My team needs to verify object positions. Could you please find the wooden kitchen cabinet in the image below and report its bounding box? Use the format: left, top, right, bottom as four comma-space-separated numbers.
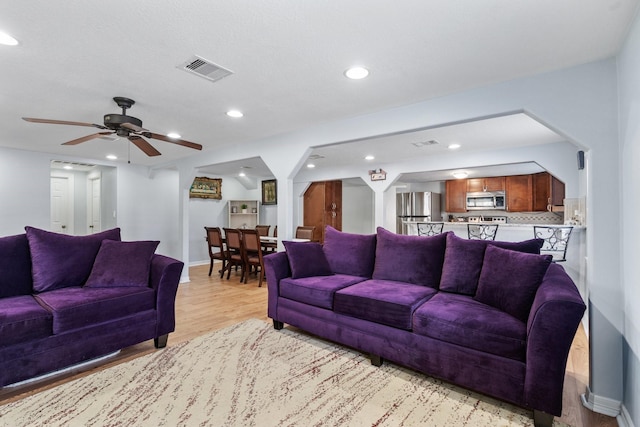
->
532, 172, 565, 211
506, 175, 533, 212
445, 179, 467, 213
303, 180, 342, 243
467, 177, 505, 193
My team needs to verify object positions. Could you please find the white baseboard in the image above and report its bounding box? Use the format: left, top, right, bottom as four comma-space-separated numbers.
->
618, 404, 635, 427
581, 386, 621, 417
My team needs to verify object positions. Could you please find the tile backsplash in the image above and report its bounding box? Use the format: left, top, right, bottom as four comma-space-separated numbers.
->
448, 211, 564, 224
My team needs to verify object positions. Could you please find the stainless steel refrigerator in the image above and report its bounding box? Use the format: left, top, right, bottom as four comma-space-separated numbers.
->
396, 192, 442, 234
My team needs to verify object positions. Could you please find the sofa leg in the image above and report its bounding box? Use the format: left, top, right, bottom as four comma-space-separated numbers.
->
154, 334, 169, 348
533, 410, 554, 427
370, 354, 383, 367
273, 320, 284, 330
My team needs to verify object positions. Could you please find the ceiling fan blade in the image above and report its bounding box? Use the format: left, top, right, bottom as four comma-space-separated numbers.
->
145, 132, 203, 151
22, 117, 108, 130
62, 132, 114, 146
120, 122, 149, 133
128, 135, 161, 157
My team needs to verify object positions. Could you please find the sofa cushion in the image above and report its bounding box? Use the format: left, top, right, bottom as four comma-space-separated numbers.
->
413, 293, 527, 361
85, 240, 159, 288
34, 286, 156, 334
0, 295, 53, 347
280, 274, 367, 309
439, 233, 544, 295
25, 227, 122, 293
323, 226, 376, 278
372, 227, 447, 288
283, 241, 333, 279
474, 245, 553, 322
0, 234, 33, 298
334, 279, 437, 330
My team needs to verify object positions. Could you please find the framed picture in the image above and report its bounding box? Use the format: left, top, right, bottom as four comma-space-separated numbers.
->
189, 177, 222, 199
262, 179, 277, 205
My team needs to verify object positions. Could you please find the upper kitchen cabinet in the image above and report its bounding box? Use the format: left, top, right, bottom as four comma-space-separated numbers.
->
467, 177, 505, 193
445, 179, 467, 213
506, 175, 533, 212
532, 172, 565, 211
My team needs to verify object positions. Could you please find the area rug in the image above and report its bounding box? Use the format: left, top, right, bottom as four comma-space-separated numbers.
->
0, 319, 569, 427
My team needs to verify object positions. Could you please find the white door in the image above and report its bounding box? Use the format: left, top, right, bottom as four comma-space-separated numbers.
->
88, 177, 101, 233
51, 176, 72, 233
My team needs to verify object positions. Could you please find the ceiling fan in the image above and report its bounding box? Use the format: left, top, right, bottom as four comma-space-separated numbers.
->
22, 97, 203, 157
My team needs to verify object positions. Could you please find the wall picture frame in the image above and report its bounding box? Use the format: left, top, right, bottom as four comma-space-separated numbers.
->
262, 179, 277, 205
189, 177, 222, 199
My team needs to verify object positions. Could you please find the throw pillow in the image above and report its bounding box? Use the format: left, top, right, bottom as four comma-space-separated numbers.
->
322, 226, 376, 277
474, 245, 552, 322
439, 233, 544, 295
372, 227, 448, 288
25, 227, 122, 292
0, 234, 33, 298
85, 240, 160, 288
283, 241, 334, 279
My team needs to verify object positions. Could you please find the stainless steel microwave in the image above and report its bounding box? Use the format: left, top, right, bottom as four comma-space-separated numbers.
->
466, 191, 506, 210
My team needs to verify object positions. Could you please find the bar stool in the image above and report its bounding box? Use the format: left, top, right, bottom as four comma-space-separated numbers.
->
533, 226, 573, 262
467, 224, 499, 240
416, 222, 444, 236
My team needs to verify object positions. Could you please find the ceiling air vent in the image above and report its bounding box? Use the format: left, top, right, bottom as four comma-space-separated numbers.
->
178, 55, 233, 83
411, 139, 439, 148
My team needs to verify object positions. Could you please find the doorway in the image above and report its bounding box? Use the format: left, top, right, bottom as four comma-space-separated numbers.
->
50, 173, 74, 234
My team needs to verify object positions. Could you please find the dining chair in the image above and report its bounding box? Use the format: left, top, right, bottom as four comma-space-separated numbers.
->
295, 226, 316, 241
255, 225, 270, 236
240, 229, 265, 286
416, 222, 444, 236
533, 226, 573, 262
222, 228, 245, 281
262, 225, 277, 253
204, 226, 227, 278
467, 223, 499, 240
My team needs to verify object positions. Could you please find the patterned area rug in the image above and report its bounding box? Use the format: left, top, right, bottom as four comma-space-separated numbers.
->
0, 319, 569, 426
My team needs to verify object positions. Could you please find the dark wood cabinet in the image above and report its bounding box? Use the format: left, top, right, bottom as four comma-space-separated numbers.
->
303, 180, 342, 243
506, 175, 533, 212
467, 177, 505, 193
532, 172, 565, 211
445, 179, 467, 213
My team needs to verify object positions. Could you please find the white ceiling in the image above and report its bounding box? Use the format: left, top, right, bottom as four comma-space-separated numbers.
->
1, 1, 637, 168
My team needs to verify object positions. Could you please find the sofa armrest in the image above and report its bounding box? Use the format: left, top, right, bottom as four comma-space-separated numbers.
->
524, 263, 586, 416
264, 252, 291, 320
149, 254, 184, 338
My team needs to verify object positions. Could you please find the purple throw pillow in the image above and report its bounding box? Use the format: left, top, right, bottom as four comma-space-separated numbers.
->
283, 241, 334, 279
439, 233, 544, 295
25, 227, 122, 292
322, 226, 376, 278
372, 227, 448, 288
85, 240, 159, 288
474, 245, 552, 322
0, 234, 33, 298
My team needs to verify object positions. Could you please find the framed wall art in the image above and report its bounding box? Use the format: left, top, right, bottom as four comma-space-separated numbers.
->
189, 177, 222, 199
262, 179, 277, 205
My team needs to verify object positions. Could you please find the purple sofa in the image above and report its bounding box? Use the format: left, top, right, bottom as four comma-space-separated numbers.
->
0, 227, 184, 387
265, 226, 586, 427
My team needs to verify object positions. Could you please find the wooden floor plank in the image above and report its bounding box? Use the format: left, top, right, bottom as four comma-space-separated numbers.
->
0, 264, 618, 426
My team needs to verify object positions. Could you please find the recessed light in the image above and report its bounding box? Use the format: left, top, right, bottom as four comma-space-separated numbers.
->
448, 143, 461, 150
238, 172, 246, 177
307, 163, 316, 168
63, 165, 73, 170
167, 132, 181, 139
344, 66, 369, 80
364, 155, 375, 160
226, 110, 243, 118
452, 171, 468, 179
106, 154, 117, 160
0, 31, 19, 46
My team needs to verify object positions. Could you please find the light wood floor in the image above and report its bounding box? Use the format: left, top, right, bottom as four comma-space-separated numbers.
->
0, 264, 618, 427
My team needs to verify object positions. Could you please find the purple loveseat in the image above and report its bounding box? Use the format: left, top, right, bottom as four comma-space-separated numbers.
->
265, 226, 586, 427
0, 227, 184, 387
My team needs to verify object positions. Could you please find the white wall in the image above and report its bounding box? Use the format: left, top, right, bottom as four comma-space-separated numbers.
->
342, 183, 374, 234
617, 8, 640, 425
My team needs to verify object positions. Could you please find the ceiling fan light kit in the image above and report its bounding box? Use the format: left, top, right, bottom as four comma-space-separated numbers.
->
22, 97, 203, 158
